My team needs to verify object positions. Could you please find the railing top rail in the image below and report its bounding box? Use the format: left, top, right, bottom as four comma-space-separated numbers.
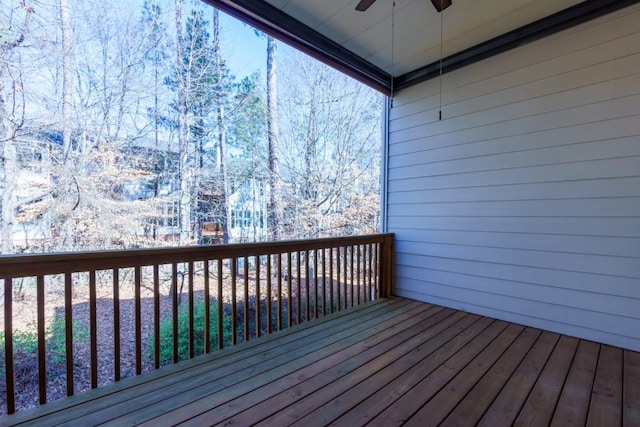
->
0, 233, 394, 278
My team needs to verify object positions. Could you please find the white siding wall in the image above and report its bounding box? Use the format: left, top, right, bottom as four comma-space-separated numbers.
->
387, 4, 640, 351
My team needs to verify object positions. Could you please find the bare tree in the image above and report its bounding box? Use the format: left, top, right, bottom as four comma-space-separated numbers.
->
211, 9, 231, 243
173, 0, 191, 245
0, 1, 34, 253
266, 36, 284, 240
278, 50, 382, 238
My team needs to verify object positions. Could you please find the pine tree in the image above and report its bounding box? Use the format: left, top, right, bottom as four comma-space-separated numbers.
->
166, 5, 233, 243
227, 73, 267, 242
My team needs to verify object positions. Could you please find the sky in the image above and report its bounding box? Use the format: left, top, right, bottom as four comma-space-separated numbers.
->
219, 12, 268, 80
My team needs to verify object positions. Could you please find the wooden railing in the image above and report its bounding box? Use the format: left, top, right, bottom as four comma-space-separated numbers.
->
0, 233, 393, 415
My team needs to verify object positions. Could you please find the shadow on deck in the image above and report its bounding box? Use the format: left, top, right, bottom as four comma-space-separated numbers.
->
3, 297, 639, 426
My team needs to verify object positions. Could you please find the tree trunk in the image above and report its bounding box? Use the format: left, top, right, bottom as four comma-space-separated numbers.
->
0, 115, 17, 253
60, 0, 73, 159
1, 3, 34, 253
0, 60, 16, 253
59, 0, 75, 250
212, 10, 231, 244
304, 98, 319, 237
266, 36, 283, 241
174, 0, 190, 245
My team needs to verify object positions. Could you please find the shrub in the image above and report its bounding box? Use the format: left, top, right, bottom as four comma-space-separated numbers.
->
153, 300, 232, 364
0, 317, 88, 377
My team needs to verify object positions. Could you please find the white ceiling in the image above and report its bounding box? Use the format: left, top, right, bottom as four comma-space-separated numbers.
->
265, 0, 584, 77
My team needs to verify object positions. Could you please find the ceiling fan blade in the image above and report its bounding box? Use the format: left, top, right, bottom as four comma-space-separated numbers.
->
355, 0, 376, 12
430, 0, 452, 12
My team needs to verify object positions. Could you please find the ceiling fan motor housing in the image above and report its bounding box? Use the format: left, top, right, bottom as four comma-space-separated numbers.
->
431, 0, 452, 12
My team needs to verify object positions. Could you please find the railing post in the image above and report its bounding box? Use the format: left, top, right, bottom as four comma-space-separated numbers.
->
380, 233, 394, 298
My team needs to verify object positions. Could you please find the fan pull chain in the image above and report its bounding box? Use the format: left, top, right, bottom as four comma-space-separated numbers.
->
390, 0, 396, 108
439, 0, 444, 120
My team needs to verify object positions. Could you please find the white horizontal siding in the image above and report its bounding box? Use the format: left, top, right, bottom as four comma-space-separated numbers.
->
386, 4, 640, 351
387, 216, 640, 238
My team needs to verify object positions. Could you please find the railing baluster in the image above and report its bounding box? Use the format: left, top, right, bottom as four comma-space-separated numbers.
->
313, 249, 318, 319
304, 251, 311, 322
153, 264, 160, 369
266, 254, 272, 334
328, 248, 333, 313
113, 268, 120, 381
217, 260, 223, 350
343, 247, 348, 309
362, 245, 367, 303
172, 263, 179, 364
89, 270, 98, 388
231, 258, 237, 346
243, 256, 249, 342
296, 251, 301, 324
336, 247, 341, 311
135, 266, 142, 374
255, 255, 261, 338
37, 275, 46, 404
375, 242, 380, 299
277, 253, 282, 331
363, 245, 366, 303
346, 246, 350, 307
343, 248, 346, 306
357, 245, 361, 306
4, 277, 15, 414
368, 243, 373, 302
64, 272, 73, 396
287, 251, 292, 328
321, 248, 326, 316
204, 260, 210, 354
188, 261, 194, 359
350, 245, 355, 307
370, 243, 375, 301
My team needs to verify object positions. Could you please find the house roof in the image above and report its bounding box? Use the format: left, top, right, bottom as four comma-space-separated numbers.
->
203, 0, 639, 94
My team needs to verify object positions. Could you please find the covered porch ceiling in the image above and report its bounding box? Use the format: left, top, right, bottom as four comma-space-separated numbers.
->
204, 0, 639, 94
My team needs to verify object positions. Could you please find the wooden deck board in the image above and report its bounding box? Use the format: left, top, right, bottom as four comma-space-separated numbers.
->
587, 345, 623, 426
624, 350, 640, 426
440, 327, 539, 426
12, 298, 405, 426
329, 314, 493, 426
6, 298, 395, 424
551, 339, 600, 426
400, 322, 524, 427
105, 299, 421, 426
285, 313, 483, 427
368, 320, 515, 427
171, 304, 452, 426
478, 330, 560, 426
3, 297, 637, 427
514, 335, 579, 426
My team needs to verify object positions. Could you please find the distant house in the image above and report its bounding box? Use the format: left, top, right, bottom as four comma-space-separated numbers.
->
5, 131, 269, 249
228, 178, 269, 243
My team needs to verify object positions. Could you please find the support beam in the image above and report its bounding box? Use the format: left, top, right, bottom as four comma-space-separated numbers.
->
394, 0, 640, 91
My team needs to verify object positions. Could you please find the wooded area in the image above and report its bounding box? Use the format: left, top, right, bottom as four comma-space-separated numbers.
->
0, 0, 382, 254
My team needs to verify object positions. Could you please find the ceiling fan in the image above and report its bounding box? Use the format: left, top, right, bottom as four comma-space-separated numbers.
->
355, 0, 452, 12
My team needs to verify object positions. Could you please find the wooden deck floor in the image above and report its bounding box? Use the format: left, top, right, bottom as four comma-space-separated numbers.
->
4, 297, 640, 426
